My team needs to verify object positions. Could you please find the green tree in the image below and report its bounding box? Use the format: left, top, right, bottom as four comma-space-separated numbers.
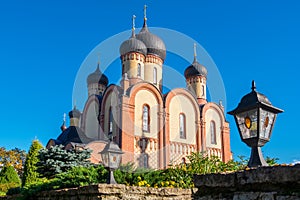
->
22, 140, 43, 187
0, 165, 21, 194
0, 165, 20, 185
37, 145, 92, 178
0, 147, 26, 177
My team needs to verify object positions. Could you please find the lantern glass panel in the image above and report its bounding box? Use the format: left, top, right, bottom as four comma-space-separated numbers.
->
101, 153, 109, 167
236, 109, 258, 139
108, 152, 121, 169
259, 108, 276, 139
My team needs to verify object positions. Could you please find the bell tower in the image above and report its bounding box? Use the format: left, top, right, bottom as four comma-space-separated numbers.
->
184, 44, 208, 104
135, 5, 166, 91
119, 15, 147, 86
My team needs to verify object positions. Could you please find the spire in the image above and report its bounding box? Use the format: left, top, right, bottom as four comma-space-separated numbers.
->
73, 99, 77, 110
251, 80, 256, 91
193, 43, 198, 63
97, 53, 101, 67
131, 15, 136, 38
95, 53, 101, 73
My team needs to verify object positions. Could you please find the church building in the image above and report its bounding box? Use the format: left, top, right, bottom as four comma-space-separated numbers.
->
47, 9, 231, 169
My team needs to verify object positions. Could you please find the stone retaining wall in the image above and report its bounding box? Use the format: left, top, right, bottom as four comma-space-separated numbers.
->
193, 164, 300, 199
28, 184, 193, 200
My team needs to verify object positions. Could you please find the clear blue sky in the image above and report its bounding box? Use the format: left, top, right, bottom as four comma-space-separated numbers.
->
0, 1, 299, 164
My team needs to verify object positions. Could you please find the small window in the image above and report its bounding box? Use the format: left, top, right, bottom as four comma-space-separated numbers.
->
137, 63, 141, 77
210, 121, 217, 144
179, 113, 186, 139
109, 108, 113, 133
143, 154, 148, 168
142, 105, 150, 132
202, 85, 205, 96
153, 67, 157, 84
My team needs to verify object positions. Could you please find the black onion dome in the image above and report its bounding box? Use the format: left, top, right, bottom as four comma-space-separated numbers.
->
87, 65, 109, 86
184, 59, 208, 79
69, 107, 81, 119
120, 34, 147, 56
136, 22, 166, 60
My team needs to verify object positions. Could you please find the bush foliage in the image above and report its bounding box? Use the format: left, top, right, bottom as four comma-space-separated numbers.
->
12, 150, 279, 199
55, 165, 107, 188
113, 152, 246, 189
37, 145, 92, 178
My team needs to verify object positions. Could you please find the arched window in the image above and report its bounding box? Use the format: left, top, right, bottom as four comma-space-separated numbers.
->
179, 113, 186, 139
153, 67, 157, 84
210, 121, 217, 144
137, 63, 141, 77
109, 107, 113, 133
142, 105, 150, 132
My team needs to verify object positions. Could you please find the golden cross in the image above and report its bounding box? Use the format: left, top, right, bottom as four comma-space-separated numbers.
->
194, 43, 197, 61
132, 15, 136, 30
144, 5, 147, 20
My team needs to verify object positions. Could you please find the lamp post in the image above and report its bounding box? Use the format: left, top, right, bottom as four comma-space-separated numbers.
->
100, 135, 123, 184
228, 81, 283, 167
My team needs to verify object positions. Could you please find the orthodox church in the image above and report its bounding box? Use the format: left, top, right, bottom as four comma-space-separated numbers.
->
47, 9, 231, 169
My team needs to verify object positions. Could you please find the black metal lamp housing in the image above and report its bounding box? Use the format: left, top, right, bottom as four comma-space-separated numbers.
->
228, 81, 283, 167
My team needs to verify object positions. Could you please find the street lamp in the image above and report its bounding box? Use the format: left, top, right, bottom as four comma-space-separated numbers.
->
100, 135, 123, 184
228, 81, 283, 167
